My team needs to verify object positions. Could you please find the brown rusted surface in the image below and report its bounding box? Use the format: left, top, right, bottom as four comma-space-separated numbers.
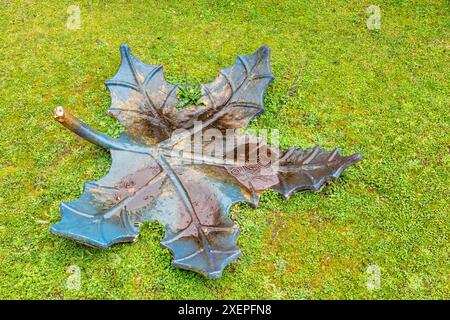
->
54, 106, 81, 131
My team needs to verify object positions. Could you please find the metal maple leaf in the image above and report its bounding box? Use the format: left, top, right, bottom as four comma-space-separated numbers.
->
51, 45, 361, 279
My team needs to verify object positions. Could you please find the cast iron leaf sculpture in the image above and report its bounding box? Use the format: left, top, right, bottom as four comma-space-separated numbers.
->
51, 45, 361, 279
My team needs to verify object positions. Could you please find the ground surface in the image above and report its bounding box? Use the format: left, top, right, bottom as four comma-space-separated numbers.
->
0, 0, 448, 299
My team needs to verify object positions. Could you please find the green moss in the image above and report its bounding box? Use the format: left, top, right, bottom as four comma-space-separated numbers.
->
0, 0, 448, 299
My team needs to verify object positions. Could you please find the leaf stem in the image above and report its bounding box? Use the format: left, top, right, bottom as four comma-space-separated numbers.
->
54, 106, 153, 155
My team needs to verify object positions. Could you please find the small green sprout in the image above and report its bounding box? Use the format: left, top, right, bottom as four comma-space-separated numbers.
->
176, 73, 206, 109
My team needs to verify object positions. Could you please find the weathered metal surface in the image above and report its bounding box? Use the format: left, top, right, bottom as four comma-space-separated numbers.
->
51, 45, 361, 279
